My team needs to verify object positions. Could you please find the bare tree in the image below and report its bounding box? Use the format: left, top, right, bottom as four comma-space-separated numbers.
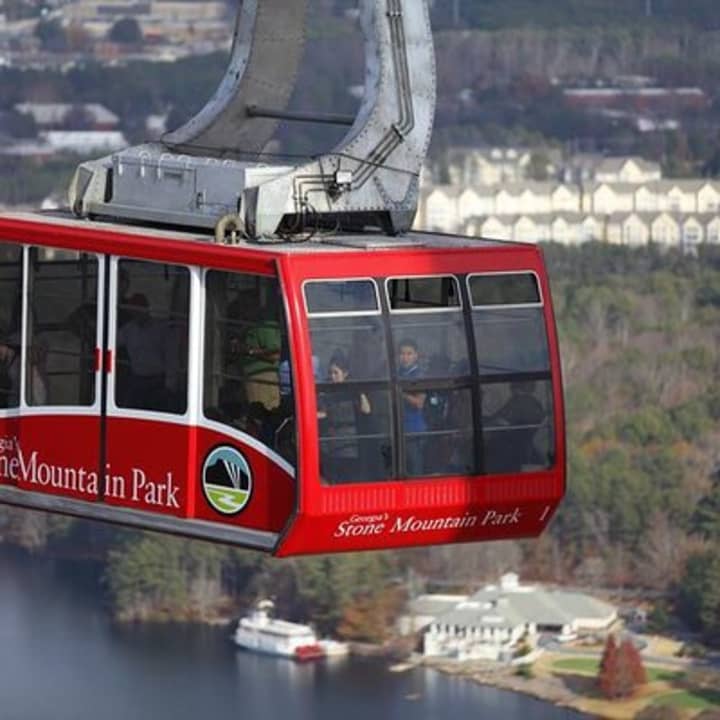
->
637, 510, 689, 590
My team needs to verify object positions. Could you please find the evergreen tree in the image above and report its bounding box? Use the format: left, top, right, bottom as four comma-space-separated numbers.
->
34, 18, 68, 52
108, 17, 143, 45
692, 470, 720, 541
678, 550, 720, 646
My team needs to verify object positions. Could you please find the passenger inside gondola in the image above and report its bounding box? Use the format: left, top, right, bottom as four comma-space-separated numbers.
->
397, 338, 427, 475
483, 381, 548, 473
240, 304, 281, 411
114, 260, 189, 415
318, 350, 372, 483
116, 294, 171, 411
204, 271, 295, 463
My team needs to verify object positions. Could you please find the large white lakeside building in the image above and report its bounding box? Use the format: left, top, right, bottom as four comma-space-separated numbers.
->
410, 573, 617, 663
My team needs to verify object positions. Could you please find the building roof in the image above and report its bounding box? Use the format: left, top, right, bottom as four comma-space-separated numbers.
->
595, 156, 660, 174
427, 184, 464, 200
429, 579, 617, 633
435, 598, 527, 631
408, 594, 469, 617
585, 182, 643, 195
496, 181, 560, 196
648, 179, 718, 193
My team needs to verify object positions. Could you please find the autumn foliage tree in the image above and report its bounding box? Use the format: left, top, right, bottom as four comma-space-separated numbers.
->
598, 634, 647, 699
599, 634, 619, 697
337, 587, 406, 644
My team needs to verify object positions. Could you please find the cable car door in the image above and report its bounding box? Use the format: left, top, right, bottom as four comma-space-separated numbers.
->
13, 246, 105, 503
102, 257, 193, 520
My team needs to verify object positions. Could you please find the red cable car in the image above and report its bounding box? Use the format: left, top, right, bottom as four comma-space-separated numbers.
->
0, 212, 564, 555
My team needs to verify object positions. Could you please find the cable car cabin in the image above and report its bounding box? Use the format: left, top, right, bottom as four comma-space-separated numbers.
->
0, 212, 565, 556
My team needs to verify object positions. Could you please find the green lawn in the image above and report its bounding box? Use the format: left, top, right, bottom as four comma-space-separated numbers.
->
653, 689, 720, 710
552, 658, 682, 683
553, 658, 600, 675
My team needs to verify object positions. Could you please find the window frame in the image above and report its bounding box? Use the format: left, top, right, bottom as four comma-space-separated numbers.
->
384, 274, 464, 315
303, 278, 382, 318
304, 278, 392, 483
0, 241, 25, 413
24, 245, 104, 413
200, 267, 296, 467
109, 256, 193, 419
466, 270, 544, 310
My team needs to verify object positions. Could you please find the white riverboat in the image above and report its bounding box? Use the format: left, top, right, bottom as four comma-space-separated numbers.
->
233, 600, 325, 661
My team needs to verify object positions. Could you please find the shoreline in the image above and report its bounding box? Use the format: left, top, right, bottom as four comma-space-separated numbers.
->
421, 657, 584, 714
416, 650, 720, 719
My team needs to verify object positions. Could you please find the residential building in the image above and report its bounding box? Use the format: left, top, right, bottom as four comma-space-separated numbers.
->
416, 167, 720, 252
41, 130, 127, 153
593, 157, 662, 184
435, 146, 561, 188
563, 86, 708, 114
14, 102, 120, 131
397, 594, 467, 636
464, 211, 720, 250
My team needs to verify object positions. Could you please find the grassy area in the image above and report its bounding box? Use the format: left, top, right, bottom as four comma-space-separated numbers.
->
553, 658, 600, 675
552, 658, 682, 683
653, 689, 720, 711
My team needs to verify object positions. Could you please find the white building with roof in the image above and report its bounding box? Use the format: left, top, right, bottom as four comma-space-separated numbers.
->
422, 573, 617, 662
42, 130, 127, 153
398, 594, 469, 636
443, 146, 543, 187
594, 157, 662, 184
14, 102, 120, 130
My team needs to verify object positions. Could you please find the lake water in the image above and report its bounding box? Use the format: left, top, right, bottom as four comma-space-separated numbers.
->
0, 547, 586, 720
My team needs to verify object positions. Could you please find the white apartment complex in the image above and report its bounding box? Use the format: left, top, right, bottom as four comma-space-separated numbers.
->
417, 153, 720, 250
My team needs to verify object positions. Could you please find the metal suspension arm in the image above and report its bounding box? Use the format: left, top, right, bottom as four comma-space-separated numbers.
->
68, 0, 437, 239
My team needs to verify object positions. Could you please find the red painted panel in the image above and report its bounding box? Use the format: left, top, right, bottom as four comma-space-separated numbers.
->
284, 243, 546, 284
537, 246, 568, 497
276, 495, 563, 557
0, 416, 22, 487
9, 415, 101, 502
103, 418, 295, 533
0, 216, 276, 277
104, 416, 189, 516
1, 413, 295, 537
193, 426, 295, 534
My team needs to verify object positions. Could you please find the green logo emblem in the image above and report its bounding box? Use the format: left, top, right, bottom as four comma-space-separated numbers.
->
202, 446, 252, 515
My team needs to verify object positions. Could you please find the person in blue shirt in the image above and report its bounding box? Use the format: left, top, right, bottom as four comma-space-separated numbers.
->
397, 338, 426, 475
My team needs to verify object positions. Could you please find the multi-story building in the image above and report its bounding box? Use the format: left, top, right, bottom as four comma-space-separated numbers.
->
416, 161, 720, 251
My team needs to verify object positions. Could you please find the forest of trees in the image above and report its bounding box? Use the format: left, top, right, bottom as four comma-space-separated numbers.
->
2, 243, 719, 646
